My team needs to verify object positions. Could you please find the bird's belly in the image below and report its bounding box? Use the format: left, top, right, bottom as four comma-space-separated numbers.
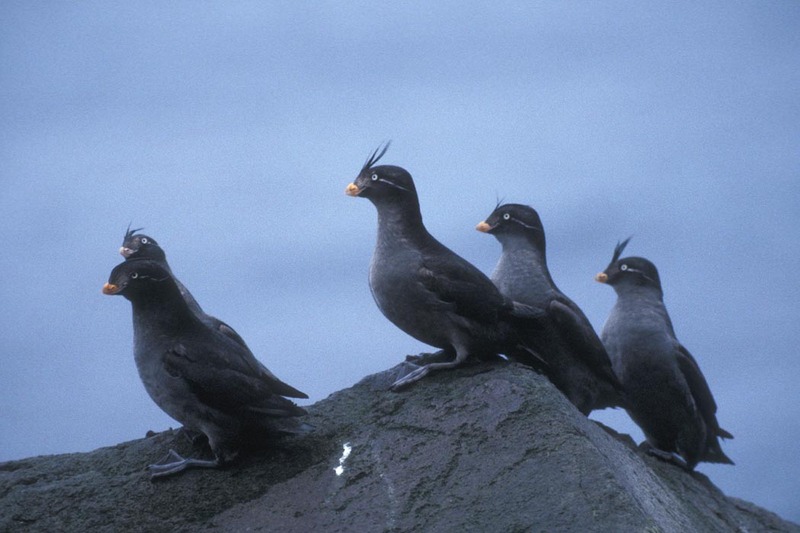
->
605, 321, 667, 373
609, 343, 694, 444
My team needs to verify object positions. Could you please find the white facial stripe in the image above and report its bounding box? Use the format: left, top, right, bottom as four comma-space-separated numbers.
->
509, 216, 539, 230
378, 177, 410, 192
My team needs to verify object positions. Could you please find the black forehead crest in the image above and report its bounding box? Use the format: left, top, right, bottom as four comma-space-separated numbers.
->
124, 223, 144, 242
361, 141, 392, 173
612, 236, 632, 263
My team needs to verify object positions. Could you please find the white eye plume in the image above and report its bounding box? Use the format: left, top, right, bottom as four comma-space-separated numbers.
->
500, 212, 538, 230
377, 177, 411, 193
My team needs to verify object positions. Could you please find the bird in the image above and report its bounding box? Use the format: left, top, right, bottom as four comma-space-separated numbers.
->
595, 238, 733, 470
345, 144, 552, 390
119, 227, 250, 350
476, 203, 624, 414
102, 258, 309, 478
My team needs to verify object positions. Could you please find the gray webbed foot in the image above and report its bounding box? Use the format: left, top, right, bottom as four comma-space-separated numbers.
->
148, 449, 220, 479
405, 349, 454, 365
390, 361, 465, 391
640, 442, 688, 469
179, 428, 208, 446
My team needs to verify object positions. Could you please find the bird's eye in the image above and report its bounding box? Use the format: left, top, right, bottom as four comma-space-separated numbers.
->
502, 213, 511, 221
140, 238, 149, 244
620, 264, 628, 271
371, 173, 378, 181
131, 272, 139, 279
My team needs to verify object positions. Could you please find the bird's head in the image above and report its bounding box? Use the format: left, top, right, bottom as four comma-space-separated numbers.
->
119, 225, 166, 261
476, 202, 545, 251
595, 238, 662, 291
345, 142, 418, 205
102, 259, 173, 301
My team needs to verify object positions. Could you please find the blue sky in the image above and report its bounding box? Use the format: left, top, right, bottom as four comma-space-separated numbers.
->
1, 1, 798, 522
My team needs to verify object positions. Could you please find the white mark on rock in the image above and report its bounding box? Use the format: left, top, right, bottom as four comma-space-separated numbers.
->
334, 442, 352, 476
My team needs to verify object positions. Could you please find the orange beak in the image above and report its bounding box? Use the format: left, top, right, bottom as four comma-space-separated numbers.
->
102, 283, 121, 295
345, 183, 361, 196
594, 272, 608, 283
475, 221, 492, 233
119, 247, 133, 258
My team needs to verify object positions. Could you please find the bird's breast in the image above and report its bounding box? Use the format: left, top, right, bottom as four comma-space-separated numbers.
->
369, 246, 421, 311
602, 304, 678, 378
492, 250, 554, 308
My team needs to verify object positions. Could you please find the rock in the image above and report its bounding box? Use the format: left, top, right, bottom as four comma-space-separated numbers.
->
1, 361, 797, 532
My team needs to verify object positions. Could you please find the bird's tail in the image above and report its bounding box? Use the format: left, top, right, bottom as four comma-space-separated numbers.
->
245, 415, 314, 437
717, 426, 734, 440
704, 448, 735, 465
704, 433, 734, 465
269, 418, 315, 435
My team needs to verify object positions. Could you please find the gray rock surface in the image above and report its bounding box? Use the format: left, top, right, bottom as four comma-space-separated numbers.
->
1, 361, 797, 532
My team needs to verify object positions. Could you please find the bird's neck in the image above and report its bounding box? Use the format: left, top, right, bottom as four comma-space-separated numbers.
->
497, 234, 546, 263
130, 284, 197, 332
613, 282, 664, 303
497, 230, 544, 251
374, 200, 430, 247
608, 285, 674, 339
493, 242, 558, 302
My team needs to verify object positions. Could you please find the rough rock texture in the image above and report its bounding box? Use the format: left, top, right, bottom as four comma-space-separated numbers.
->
1, 361, 797, 533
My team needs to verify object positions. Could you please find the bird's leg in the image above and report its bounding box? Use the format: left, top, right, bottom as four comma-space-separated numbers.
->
148, 449, 220, 479
639, 442, 688, 469
405, 348, 455, 365
391, 347, 469, 391
179, 427, 208, 447
508, 344, 549, 373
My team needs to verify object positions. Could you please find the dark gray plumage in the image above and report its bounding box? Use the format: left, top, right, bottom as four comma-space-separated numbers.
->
120, 227, 250, 350
103, 258, 308, 478
477, 203, 624, 415
346, 145, 551, 390
596, 239, 733, 470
